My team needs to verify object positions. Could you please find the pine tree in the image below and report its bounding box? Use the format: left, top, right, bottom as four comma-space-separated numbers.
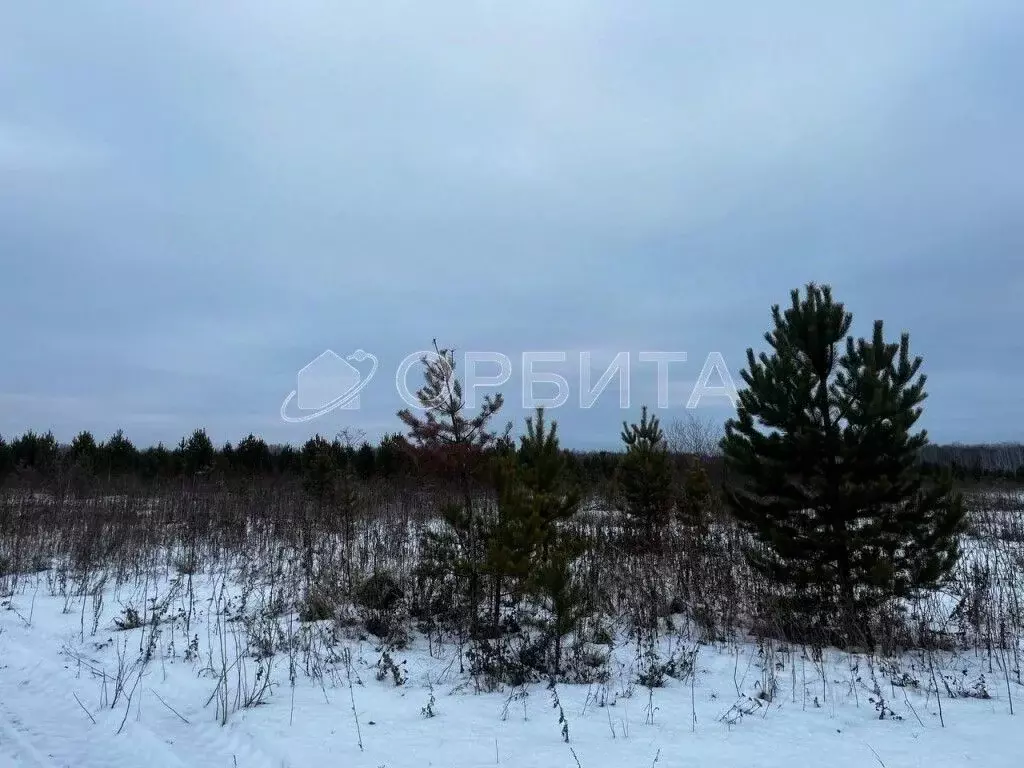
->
678, 459, 713, 529
10, 430, 59, 474
235, 433, 272, 475
70, 431, 99, 470
483, 408, 582, 638
518, 408, 581, 554
0, 434, 10, 480
301, 435, 337, 504
532, 531, 590, 679
722, 283, 965, 648
102, 429, 137, 478
179, 428, 215, 476
67, 431, 99, 494
483, 452, 542, 634
297, 435, 338, 584
399, 339, 510, 637
517, 409, 586, 679
354, 442, 376, 479
218, 442, 235, 475
375, 432, 410, 477
617, 406, 674, 548
480, 408, 586, 675
138, 444, 173, 481
276, 445, 302, 475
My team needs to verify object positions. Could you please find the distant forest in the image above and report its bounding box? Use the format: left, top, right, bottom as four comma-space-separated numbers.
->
919, 442, 1024, 480
0, 426, 1021, 489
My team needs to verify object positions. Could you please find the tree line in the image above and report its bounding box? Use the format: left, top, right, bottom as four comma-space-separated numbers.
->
0, 424, 661, 492
0, 422, 1014, 493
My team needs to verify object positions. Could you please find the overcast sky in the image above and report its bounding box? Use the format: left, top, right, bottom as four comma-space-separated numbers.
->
2, 1, 1022, 449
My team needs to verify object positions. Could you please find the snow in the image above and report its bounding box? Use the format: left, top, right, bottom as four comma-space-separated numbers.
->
0, 566, 1017, 768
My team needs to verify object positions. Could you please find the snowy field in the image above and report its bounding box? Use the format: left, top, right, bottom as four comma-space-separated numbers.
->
1, 487, 1021, 767
1, 568, 1018, 768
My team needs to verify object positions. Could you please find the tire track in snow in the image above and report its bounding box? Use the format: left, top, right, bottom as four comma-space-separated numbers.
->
1, 626, 285, 768
0, 702, 58, 768
0, 629, 186, 768
162, 716, 290, 768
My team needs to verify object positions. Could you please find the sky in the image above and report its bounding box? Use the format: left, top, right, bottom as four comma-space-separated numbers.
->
1, 1, 1022, 450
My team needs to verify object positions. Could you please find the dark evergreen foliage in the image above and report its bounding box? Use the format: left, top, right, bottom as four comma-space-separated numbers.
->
484, 409, 584, 635
70, 430, 99, 467
721, 283, 966, 647
235, 433, 273, 475
301, 435, 338, 503
354, 442, 377, 479
678, 459, 713, 529
617, 406, 674, 547
9, 430, 59, 473
179, 428, 215, 476
103, 429, 137, 476
138, 443, 175, 481
0, 433, 10, 479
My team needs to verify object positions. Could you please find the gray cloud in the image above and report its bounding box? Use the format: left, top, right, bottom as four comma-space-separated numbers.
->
2, 1, 1022, 447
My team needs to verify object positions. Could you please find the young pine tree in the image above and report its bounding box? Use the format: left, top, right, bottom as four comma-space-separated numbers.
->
0, 434, 10, 480
722, 283, 965, 648
70, 430, 99, 471
484, 408, 583, 642
179, 428, 215, 476
517, 408, 581, 556
617, 406, 675, 548
399, 340, 510, 638
678, 459, 713, 529
298, 435, 339, 584
483, 452, 541, 635
532, 531, 590, 679
101, 429, 137, 478
235, 433, 273, 475
68, 431, 100, 495
10, 430, 59, 474
301, 435, 337, 503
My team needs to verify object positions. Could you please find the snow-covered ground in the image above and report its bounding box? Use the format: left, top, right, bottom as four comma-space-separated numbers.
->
0, 567, 1017, 768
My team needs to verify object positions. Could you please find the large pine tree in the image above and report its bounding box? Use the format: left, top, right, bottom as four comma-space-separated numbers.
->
722, 283, 964, 648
